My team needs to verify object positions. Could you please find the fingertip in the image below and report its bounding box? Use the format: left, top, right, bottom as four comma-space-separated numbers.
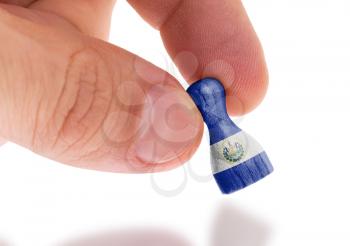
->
131, 83, 204, 170
157, 0, 269, 116
131, 127, 203, 173
225, 58, 269, 116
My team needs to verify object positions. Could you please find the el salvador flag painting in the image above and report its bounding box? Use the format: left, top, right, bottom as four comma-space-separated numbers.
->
187, 78, 273, 194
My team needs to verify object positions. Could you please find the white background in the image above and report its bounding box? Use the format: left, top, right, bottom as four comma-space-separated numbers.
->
1, 0, 350, 245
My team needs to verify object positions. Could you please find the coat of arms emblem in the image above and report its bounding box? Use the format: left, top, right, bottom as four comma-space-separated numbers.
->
222, 141, 245, 163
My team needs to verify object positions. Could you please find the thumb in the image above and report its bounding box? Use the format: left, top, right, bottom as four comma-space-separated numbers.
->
0, 6, 203, 173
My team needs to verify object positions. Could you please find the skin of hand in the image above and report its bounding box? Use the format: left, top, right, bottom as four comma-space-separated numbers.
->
0, 0, 268, 173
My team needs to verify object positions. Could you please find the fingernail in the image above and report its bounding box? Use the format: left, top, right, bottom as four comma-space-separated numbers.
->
134, 85, 202, 164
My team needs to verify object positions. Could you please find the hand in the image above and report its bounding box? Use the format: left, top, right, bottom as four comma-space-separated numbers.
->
0, 0, 268, 173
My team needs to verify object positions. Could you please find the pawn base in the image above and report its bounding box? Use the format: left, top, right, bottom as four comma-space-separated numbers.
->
213, 152, 273, 194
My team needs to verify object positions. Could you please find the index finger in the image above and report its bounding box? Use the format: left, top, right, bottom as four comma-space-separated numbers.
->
128, 0, 268, 115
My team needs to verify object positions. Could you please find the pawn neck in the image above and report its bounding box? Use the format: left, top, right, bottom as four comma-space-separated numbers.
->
187, 78, 241, 145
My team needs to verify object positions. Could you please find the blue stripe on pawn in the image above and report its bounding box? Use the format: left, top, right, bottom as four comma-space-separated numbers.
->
187, 78, 274, 194
214, 152, 274, 194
